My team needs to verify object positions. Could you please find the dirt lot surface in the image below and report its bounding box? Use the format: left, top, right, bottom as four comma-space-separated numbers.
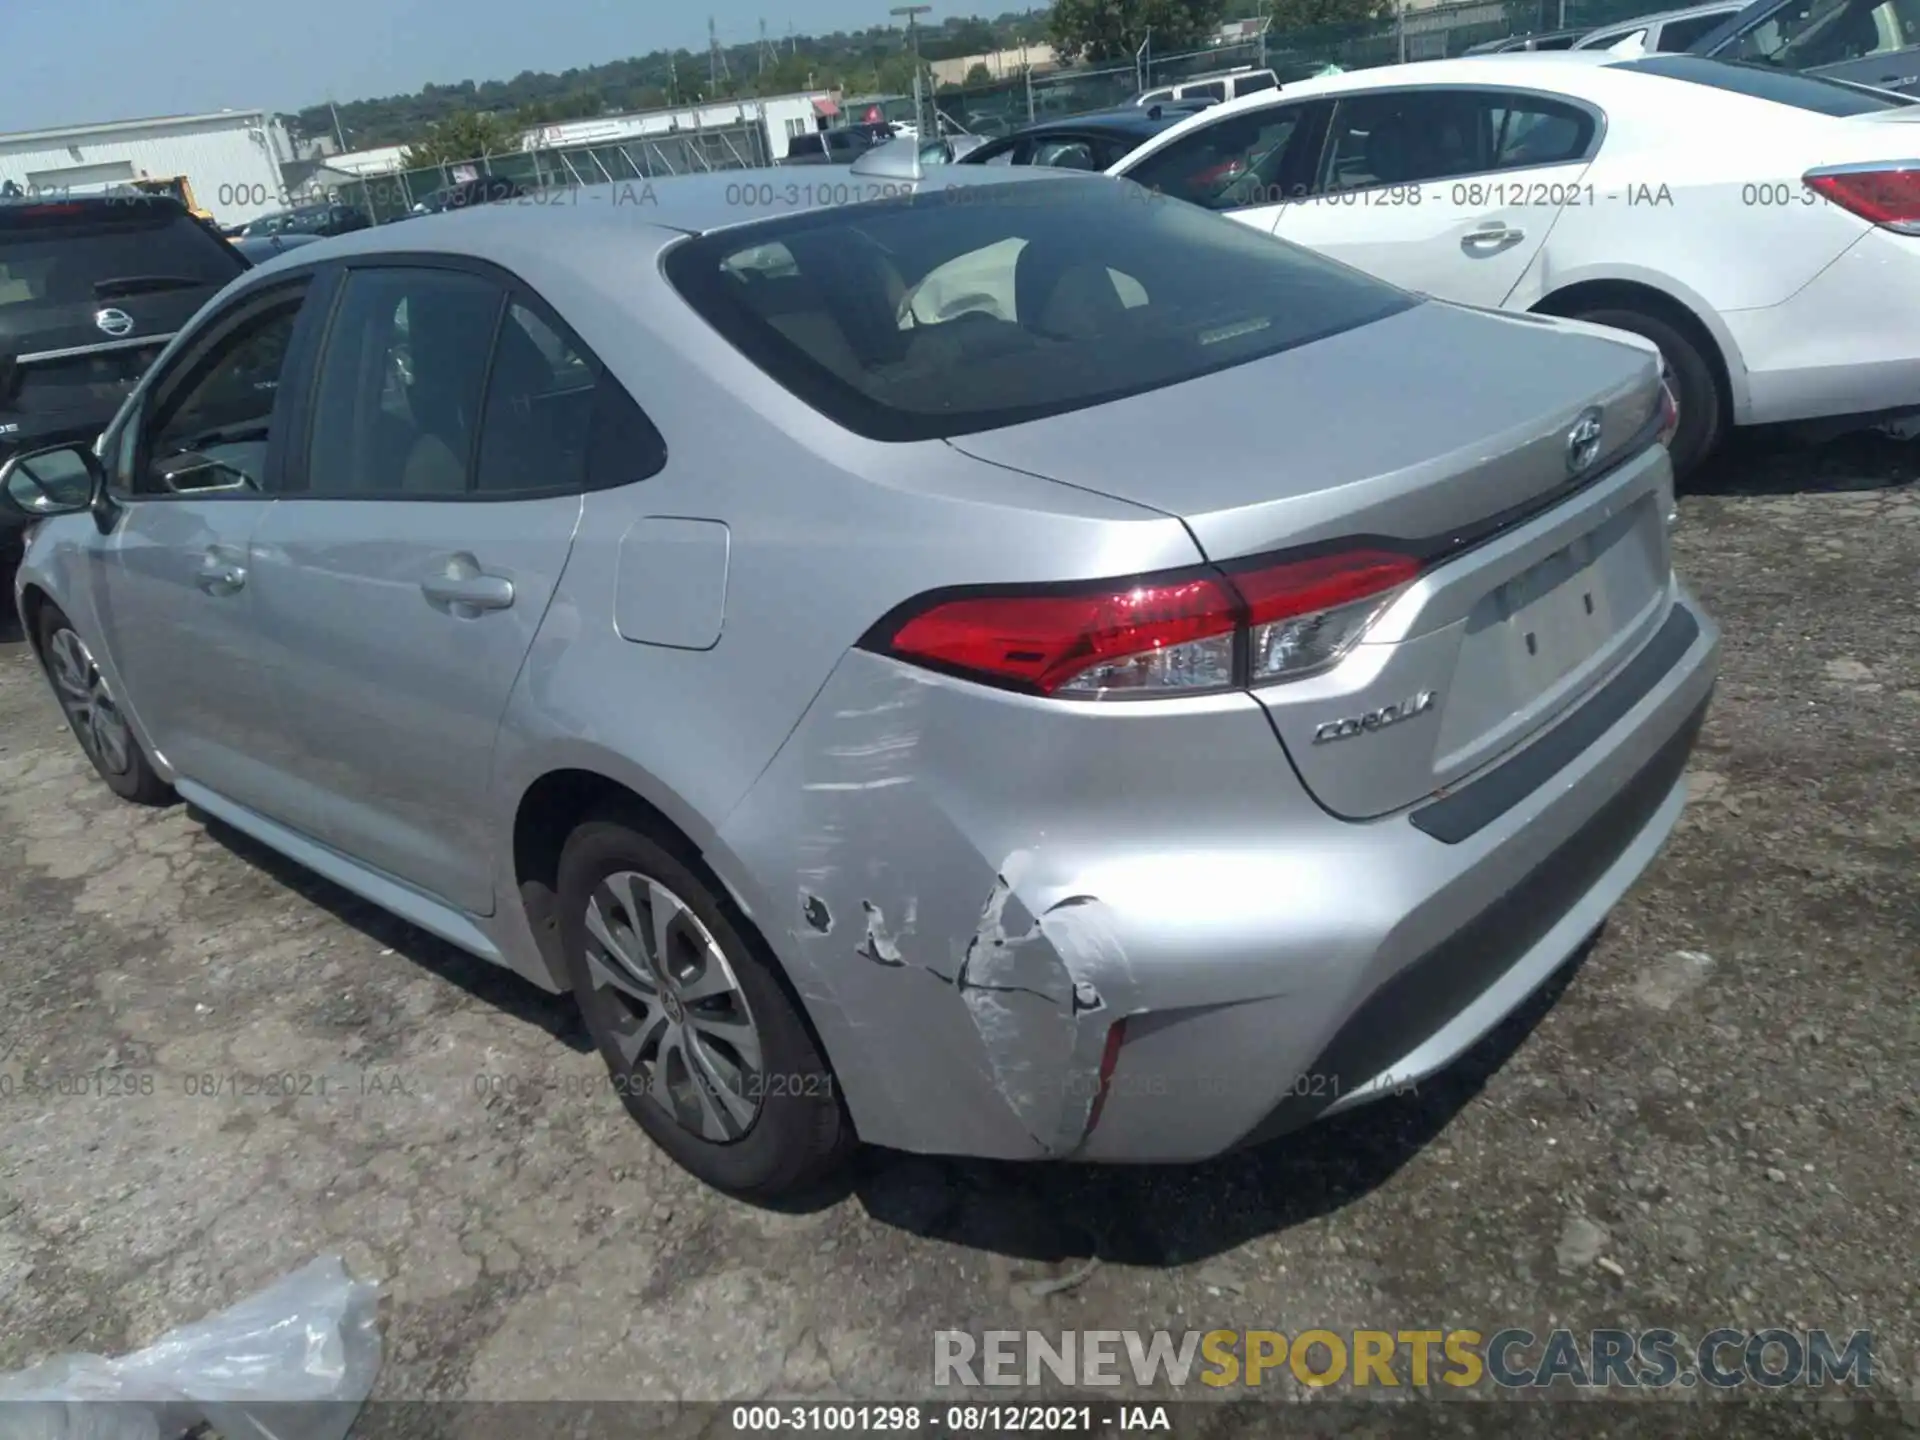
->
0, 430, 1914, 1434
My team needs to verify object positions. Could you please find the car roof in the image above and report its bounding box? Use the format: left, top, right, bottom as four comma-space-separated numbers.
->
1147, 51, 1619, 118
242, 163, 1087, 275
1002, 107, 1196, 139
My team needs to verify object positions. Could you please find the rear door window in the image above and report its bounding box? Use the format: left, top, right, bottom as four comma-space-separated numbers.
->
473, 300, 666, 495
1710, 0, 1920, 65
1121, 103, 1316, 210
1319, 90, 1593, 191
300, 267, 501, 498
662, 180, 1412, 442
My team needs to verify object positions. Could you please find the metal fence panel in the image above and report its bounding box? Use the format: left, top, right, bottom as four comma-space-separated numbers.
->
323, 118, 774, 225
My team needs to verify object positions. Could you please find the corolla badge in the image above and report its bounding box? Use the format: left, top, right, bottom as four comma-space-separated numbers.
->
1312, 690, 1437, 744
94, 308, 135, 338
1566, 407, 1605, 476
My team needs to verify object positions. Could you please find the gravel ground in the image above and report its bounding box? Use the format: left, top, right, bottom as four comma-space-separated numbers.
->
0, 427, 1914, 1433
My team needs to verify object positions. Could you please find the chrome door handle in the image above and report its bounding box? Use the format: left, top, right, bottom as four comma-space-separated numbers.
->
1461, 223, 1525, 251
195, 561, 246, 595
421, 573, 515, 613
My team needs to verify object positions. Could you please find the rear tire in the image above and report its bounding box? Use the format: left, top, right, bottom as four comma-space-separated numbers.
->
1570, 304, 1724, 479
34, 605, 172, 806
557, 813, 852, 1198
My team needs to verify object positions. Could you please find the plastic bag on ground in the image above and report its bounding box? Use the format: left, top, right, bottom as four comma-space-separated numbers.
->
0, 1255, 381, 1440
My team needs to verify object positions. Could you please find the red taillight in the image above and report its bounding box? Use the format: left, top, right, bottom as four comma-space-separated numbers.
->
874, 547, 1422, 699
888, 572, 1239, 697
1803, 164, 1920, 235
1231, 549, 1425, 627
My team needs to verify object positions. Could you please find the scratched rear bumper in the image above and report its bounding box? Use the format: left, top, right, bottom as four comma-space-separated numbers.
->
710, 585, 1717, 1163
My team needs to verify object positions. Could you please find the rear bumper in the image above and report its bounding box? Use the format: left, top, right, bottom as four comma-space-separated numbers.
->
1085, 586, 1717, 1161
1725, 229, 1920, 426
715, 576, 1719, 1164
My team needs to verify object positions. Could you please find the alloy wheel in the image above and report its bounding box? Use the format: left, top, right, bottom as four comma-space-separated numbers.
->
582, 870, 765, 1142
46, 627, 132, 776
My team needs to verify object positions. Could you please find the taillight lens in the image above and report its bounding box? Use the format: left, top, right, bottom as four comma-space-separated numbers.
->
1233, 549, 1424, 682
875, 547, 1422, 699
887, 574, 1239, 697
1803, 163, 1920, 236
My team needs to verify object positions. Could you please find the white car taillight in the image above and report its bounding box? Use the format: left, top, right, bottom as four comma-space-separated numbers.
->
1234, 551, 1424, 682
1803, 162, 1920, 237
872, 548, 1423, 699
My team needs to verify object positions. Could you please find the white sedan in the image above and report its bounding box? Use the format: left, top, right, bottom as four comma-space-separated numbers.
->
1108, 52, 1920, 473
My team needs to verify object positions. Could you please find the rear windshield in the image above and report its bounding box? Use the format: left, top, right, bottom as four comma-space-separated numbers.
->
1618, 54, 1920, 112
663, 179, 1413, 441
0, 211, 241, 311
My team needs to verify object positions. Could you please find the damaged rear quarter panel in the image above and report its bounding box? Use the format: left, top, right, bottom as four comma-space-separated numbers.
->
714, 647, 1327, 1161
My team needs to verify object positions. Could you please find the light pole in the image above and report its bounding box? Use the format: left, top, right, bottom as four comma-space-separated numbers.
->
891, 4, 933, 139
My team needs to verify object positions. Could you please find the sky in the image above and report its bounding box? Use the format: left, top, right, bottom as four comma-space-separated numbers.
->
0, 0, 910, 133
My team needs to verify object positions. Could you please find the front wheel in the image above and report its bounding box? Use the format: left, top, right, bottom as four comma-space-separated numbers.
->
1570, 305, 1724, 480
35, 605, 172, 805
557, 814, 852, 1197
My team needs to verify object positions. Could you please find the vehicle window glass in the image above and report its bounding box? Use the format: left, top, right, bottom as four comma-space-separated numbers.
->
1322, 91, 1591, 190
1487, 94, 1596, 169
139, 292, 305, 497
1656, 11, 1736, 47
1122, 105, 1308, 210
1715, 0, 1920, 64
302, 267, 500, 498
1183, 81, 1229, 102
474, 302, 600, 495
1237, 72, 1279, 94
663, 180, 1413, 442
984, 143, 1018, 165
1032, 138, 1099, 169
0, 212, 240, 312
1583, 27, 1633, 45
1621, 54, 1918, 108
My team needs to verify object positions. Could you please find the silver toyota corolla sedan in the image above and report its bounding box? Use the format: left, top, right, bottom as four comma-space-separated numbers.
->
4, 155, 1718, 1197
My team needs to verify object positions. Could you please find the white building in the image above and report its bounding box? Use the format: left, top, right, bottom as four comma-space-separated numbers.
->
0, 111, 296, 227
524, 92, 836, 164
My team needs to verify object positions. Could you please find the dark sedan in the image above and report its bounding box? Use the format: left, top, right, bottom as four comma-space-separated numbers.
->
954, 102, 1214, 171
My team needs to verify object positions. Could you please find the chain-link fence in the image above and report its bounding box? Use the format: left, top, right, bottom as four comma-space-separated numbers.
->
313, 118, 775, 226
933, 0, 1664, 135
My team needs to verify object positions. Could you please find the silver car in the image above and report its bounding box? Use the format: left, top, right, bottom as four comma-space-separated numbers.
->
3, 160, 1718, 1197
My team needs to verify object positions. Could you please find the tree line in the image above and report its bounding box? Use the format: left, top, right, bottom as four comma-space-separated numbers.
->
296, 0, 1410, 165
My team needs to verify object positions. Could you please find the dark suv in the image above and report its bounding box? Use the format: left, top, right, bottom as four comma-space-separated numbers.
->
781, 123, 896, 165
0, 193, 245, 557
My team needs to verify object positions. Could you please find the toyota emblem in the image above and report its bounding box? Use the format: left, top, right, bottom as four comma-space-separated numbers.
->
1566, 408, 1604, 476
95, 308, 135, 338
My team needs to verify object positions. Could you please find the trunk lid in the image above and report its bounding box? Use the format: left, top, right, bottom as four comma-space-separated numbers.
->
948, 300, 1675, 818
945, 300, 1660, 563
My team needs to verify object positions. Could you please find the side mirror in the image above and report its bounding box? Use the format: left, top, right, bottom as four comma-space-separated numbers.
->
0, 443, 101, 519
